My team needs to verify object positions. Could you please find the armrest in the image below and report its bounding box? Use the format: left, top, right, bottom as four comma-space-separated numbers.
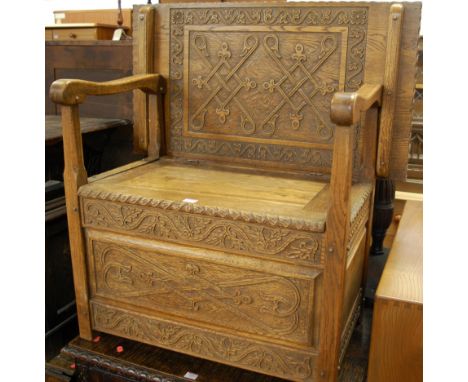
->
330, 84, 383, 126
49, 74, 164, 106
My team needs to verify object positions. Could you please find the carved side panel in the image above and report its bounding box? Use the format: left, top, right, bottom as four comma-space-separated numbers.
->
82, 197, 324, 265
169, 6, 369, 172
91, 302, 315, 380
89, 239, 317, 345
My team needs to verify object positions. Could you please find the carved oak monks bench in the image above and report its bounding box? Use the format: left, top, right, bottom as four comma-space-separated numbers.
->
50, 2, 421, 381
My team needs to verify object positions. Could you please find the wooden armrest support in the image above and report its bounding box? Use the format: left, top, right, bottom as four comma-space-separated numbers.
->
50, 74, 164, 106
330, 84, 383, 126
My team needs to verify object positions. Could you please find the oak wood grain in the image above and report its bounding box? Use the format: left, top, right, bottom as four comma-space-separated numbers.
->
367, 200, 423, 381
133, 5, 156, 153
318, 124, 354, 381
330, 84, 382, 126
49, 3, 421, 381
61, 105, 93, 340
376, 4, 404, 177
50, 74, 163, 106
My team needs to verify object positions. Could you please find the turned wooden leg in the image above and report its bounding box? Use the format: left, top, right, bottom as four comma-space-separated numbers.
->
370, 177, 395, 257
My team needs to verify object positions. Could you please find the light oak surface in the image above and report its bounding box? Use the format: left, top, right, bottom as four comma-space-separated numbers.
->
377, 200, 422, 304
367, 200, 423, 382
79, 158, 372, 232
50, 2, 421, 380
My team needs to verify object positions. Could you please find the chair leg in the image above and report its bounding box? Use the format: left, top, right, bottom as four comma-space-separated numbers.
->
370, 177, 395, 257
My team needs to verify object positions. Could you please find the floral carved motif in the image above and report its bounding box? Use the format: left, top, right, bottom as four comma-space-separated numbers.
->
82, 196, 323, 264
169, 6, 368, 170
92, 303, 314, 380
92, 242, 312, 341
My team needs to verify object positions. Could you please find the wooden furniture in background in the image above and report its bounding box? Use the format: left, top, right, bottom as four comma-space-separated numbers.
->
45, 24, 128, 41
408, 35, 423, 181
45, 40, 133, 120
367, 200, 423, 382
53, 9, 133, 35
50, 3, 421, 381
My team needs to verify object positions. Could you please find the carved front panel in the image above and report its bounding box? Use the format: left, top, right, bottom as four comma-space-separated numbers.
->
89, 239, 317, 345
169, 6, 369, 171
91, 302, 315, 380
82, 197, 324, 266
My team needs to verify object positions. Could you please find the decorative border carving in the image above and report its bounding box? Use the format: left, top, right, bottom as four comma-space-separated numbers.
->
64, 346, 181, 382
79, 188, 325, 233
82, 196, 323, 264
91, 302, 315, 380
349, 184, 372, 242
169, 6, 368, 170
339, 289, 362, 366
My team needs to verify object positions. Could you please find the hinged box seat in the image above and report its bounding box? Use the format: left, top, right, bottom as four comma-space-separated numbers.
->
50, 2, 421, 380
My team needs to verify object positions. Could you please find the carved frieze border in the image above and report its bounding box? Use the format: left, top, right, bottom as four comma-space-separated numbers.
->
91, 301, 316, 380
79, 188, 325, 232
81, 194, 323, 265
63, 346, 181, 382
169, 6, 369, 169
348, 184, 372, 242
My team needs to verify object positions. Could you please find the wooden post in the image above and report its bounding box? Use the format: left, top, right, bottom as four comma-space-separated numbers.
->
61, 105, 93, 340
360, 108, 379, 289
317, 124, 354, 381
376, 4, 404, 178
133, 5, 155, 153
371, 4, 404, 259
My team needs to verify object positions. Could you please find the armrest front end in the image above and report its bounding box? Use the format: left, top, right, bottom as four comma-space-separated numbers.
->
49, 73, 164, 106
330, 84, 382, 127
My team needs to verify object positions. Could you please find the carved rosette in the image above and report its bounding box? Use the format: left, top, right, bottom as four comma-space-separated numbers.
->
91, 302, 314, 380
169, 6, 368, 171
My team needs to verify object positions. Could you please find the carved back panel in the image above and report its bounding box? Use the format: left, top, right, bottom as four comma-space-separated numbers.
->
135, 2, 421, 178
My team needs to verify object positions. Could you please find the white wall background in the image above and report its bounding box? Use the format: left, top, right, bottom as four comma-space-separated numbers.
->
42, 0, 158, 25
41, 0, 422, 34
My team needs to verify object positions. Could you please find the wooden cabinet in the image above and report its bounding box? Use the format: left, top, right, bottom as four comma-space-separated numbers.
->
367, 200, 423, 382
45, 24, 126, 41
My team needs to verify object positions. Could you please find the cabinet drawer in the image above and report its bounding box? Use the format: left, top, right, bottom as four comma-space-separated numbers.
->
86, 230, 321, 347
49, 28, 97, 41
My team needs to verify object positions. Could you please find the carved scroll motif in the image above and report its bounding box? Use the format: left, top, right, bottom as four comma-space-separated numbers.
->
190, 34, 258, 134
92, 303, 314, 380
82, 197, 323, 264
261, 34, 337, 138
169, 6, 368, 170
92, 242, 310, 339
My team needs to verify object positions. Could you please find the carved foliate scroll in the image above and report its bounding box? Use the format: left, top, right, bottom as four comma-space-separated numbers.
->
169, 6, 368, 171
81, 196, 323, 265
92, 302, 315, 380
90, 241, 317, 345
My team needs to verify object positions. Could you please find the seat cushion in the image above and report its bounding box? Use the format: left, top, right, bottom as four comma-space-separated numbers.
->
79, 159, 372, 266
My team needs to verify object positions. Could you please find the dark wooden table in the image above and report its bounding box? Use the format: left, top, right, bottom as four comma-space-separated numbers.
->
46, 115, 130, 145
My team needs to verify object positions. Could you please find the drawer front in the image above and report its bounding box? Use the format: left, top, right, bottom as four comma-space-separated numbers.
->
86, 230, 320, 347
49, 28, 97, 41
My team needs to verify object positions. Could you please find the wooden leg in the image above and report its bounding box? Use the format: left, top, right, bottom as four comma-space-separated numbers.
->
318, 125, 354, 381
62, 106, 93, 340
370, 177, 395, 257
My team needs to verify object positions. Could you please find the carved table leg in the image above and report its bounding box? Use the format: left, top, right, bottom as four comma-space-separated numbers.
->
370, 177, 395, 257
